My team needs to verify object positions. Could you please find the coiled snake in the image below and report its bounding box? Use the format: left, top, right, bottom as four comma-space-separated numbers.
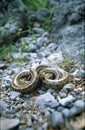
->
12, 63, 68, 93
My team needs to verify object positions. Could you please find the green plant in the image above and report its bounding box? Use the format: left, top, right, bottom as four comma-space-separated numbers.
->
41, 5, 56, 30
60, 55, 75, 70
22, 0, 47, 12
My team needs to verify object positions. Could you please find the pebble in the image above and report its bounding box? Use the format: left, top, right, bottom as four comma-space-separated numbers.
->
12, 52, 28, 59
77, 69, 85, 78
50, 111, 64, 127
47, 52, 63, 63
36, 36, 45, 48
47, 88, 56, 94
62, 108, 70, 118
60, 95, 75, 107
57, 106, 64, 112
0, 99, 9, 110
28, 44, 37, 52
36, 92, 59, 109
26, 114, 32, 127
74, 100, 85, 111
59, 91, 67, 98
29, 53, 38, 59
69, 106, 79, 117
0, 118, 20, 130
63, 83, 75, 92
32, 28, 44, 34
60, 88, 68, 95
9, 91, 21, 100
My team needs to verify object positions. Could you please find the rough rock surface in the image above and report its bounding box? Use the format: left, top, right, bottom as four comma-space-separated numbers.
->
49, 0, 84, 62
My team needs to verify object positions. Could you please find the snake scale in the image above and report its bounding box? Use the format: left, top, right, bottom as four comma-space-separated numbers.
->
12, 62, 68, 93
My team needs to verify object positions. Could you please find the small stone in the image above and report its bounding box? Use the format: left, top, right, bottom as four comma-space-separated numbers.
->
63, 83, 75, 92
69, 106, 78, 117
8, 114, 15, 119
36, 36, 45, 48
29, 53, 38, 59
60, 88, 68, 94
12, 52, 28, 59
50, 111, 64, 127
9, 91, 21, 100
0, 99, 9, 110
47, 52, 63, 63
32, 28, 44, 34
59, 91, 67, 98
77, 69, 85, 78
26, 114, 32, 127
74, 100, 85, 111
70, 69, 79, 76
60, 95, 75, 107
0, 118, 20, 130
62, 108, 70, 118
47, 88, 56, 94
57, 106, 64, 112
26, 128, 33, 130
31, 114, 38, 121
36, 92, 59, 109
28, 44, 37, 52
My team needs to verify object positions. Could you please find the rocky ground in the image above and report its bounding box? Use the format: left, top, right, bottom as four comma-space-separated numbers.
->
0, 0, 85, 130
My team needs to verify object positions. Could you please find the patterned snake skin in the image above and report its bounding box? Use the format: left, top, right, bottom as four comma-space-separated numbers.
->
12, 63, 68, 93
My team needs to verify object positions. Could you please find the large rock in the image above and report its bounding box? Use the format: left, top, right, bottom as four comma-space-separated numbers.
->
48, 0, 84, 63
0, 0, 29, 45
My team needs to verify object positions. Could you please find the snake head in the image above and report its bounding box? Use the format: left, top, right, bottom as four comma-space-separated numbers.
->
39, 72, 46, 79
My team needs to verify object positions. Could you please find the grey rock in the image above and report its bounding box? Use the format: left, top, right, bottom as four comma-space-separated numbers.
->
70, 91, 77, 97
49, 0, 84, 63
63, 83, 75, 92
77, 69, 85, 78
59, 92, 67, 98
8, 114, 15, 119
62, 108, 70, 118
26, 114, 32, 127
0, 118, 20, 130
46, 43, 58, 52
47, 52, 63, 63
28, 44, 37, 52
60, 88, 68, 94
12, 52, 28, 59
36, 36, 46, 48
50, 111, 64, 127
32, 28, 44, 34
74, 100, 85, 111
69, 67, 78, 73
57, 106, 64, 112
0, 99, 9, 110
60, 95, 75, 107
69, 13, 81, 25
29, 53, 38, 59
36, 92, 59, 109
47, 88, 56, 94
26, 128, 33, 130
0, 0, 29, 45
9, 91, 21, 100
38, 52, 46, 58
69, 106, 79, 117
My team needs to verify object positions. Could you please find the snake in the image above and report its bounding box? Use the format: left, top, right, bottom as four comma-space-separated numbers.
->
12, 62, 68, 93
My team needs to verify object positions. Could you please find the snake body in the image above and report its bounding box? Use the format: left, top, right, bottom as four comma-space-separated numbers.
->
12, 63, 68, 93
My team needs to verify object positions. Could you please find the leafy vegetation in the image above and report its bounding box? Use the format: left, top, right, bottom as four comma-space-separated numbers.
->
0, 33, 40, 63
60, 55, 75, 70
22, 0, 47, 12
41, 5, 56, 30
